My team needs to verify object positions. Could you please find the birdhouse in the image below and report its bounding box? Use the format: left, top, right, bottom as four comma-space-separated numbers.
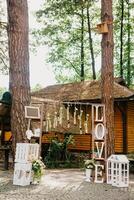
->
97, 22, 108, 34
107, 155, 129, 187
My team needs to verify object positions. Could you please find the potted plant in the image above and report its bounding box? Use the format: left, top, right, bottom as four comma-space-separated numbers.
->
32, 158, 45, 184
84, 159, 95, 182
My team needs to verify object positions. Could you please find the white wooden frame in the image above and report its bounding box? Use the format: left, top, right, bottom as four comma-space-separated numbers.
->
25, 106, 40, 119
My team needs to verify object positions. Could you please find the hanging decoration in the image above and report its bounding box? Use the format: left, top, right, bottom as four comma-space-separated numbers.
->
53, 111, 58, 128
59, 106, 63, 125
43, 101, 106, 137
43, 120, 46, 130
46, 113, 51, 132
74, 105, 78, 125
84, 114, 89, 133
67, 104, 70, 128
48, 113, 52, 130
78, 106, 83, 134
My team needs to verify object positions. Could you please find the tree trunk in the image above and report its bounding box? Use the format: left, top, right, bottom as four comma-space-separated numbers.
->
80, 4, 84, 81
120, 0, 124, 78
127, 0, 131, 86
6, 0, 30, 153
87, 4, 96, 80
101, 0, 114, 157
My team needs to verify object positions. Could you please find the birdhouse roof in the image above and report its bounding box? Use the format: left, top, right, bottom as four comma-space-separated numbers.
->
107, 154, 129, 163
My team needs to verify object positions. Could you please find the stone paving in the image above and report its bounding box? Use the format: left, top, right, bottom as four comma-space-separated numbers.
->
0, 169, 134, 200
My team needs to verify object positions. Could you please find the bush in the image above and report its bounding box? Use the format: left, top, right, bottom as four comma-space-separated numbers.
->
44, 134, 74, 168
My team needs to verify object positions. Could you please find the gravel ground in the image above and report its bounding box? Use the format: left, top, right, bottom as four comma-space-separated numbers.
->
0, 169, 134, 200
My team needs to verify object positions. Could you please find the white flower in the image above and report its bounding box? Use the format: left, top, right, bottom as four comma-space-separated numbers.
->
84, 159, 95, 169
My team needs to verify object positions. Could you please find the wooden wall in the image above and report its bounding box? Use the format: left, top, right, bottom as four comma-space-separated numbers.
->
42, 132, 64, 143
114, 104, 123, 153
42, 132, 91, 151
127, 101, 134, 153
41, 102, 134, 154
68, 134, 91, 151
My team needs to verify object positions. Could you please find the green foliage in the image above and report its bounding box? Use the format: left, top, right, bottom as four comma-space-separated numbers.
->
84, 158, 95, 169
114, 0, 134, 86
45, 134, 74, 168
33, 0, 100, 83
31, 83, 43, 92
0, 86, 7, 99
127, 152, 134, 173
32, 160, 42, 179
32, 159, 45, 179
0, 0, 9, 74
33, 0, 134, 87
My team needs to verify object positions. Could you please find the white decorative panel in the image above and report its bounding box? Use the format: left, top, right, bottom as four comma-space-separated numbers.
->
13, 163, 32, 186
15, 143, 39, 163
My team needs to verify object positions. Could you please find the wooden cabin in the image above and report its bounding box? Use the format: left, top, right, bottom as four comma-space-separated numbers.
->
32, 80, 134, 154
0, 82, 133, 155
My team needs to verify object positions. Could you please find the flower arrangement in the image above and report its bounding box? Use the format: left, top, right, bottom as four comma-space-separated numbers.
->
32, 158, 45, 182
84, 159, 95, 169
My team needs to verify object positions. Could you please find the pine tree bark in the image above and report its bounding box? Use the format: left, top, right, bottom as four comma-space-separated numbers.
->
127, 0, 131, 86
6, 0, 30, 153
101, 0, 114, 156
80, 4, 84, 81
120, 0, 124, 78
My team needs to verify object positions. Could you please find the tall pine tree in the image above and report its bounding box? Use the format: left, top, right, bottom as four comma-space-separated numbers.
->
6, 0, 30, 153
101, 0, 114, 156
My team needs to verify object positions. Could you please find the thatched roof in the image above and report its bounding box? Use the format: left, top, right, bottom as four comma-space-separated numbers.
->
31, 80, 134, 134
31, 80, 134, 102
114, 77, 126, 86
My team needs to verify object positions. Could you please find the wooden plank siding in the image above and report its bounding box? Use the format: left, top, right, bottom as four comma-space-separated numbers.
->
127, 101, 134, 153
68, 134, 91, 151
42, 132, 91, 151
42, 132, 64, 143
114, 105, 123, 153
41, 102, 134, 153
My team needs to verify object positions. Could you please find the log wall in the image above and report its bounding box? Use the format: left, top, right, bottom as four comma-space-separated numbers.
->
127, 101, 134, 153
114, 105, 123, 153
